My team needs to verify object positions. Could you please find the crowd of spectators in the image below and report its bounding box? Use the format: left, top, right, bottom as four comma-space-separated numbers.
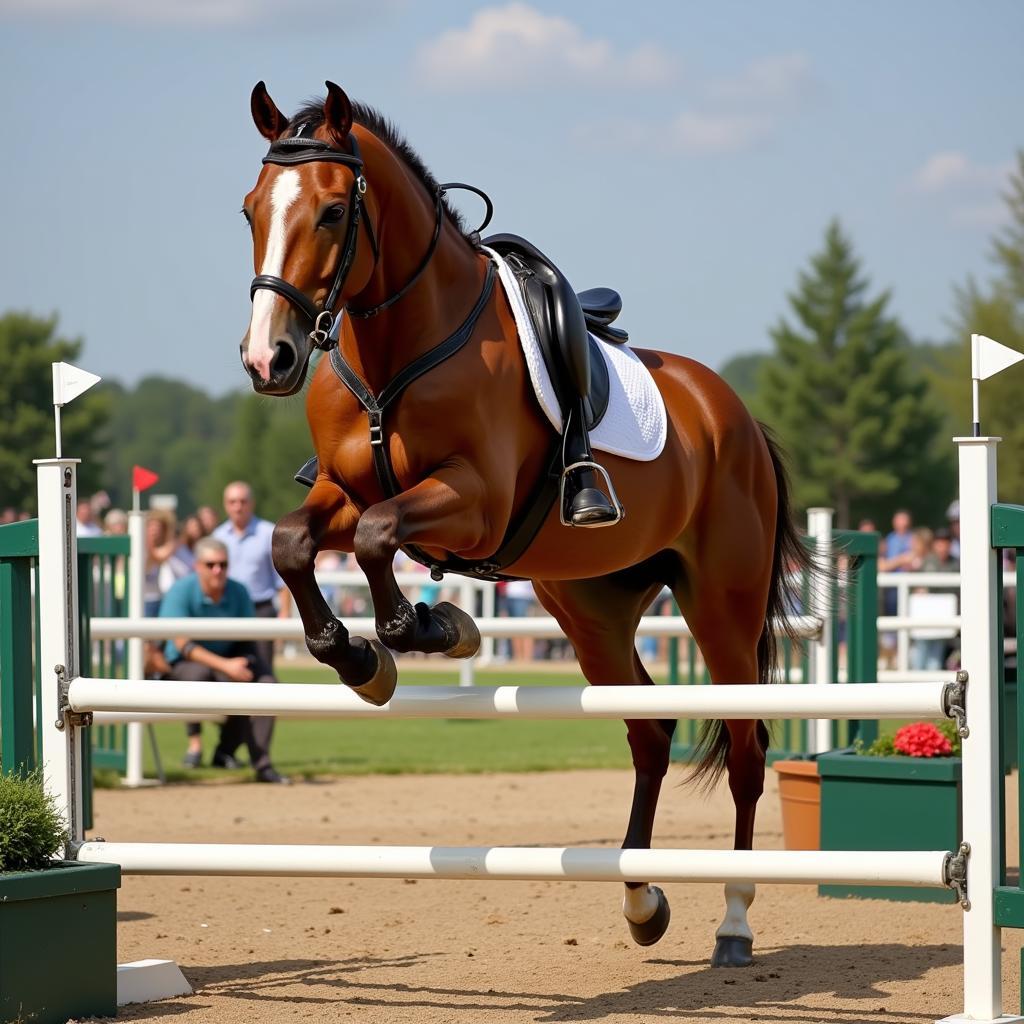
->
56, 486, 980, 683
72, 483, 289, 782
865, 503, 963, 671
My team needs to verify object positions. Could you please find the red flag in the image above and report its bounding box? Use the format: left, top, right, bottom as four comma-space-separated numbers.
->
132, 465, 160, 492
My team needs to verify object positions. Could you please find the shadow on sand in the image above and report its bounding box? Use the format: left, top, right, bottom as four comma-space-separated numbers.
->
111, 942, 962, 1023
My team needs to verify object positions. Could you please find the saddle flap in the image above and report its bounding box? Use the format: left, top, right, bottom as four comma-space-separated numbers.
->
515, 259, 609, 431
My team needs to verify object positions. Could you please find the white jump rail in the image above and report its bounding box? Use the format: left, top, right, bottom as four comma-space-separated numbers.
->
69, 678, 949, 721
88, 614, 822, 641
73, 842, 948, 886
34, 435, 1018, 1023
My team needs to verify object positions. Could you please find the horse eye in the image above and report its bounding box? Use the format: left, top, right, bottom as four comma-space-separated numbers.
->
319, 204, 346, 227
241, 209, 252, 228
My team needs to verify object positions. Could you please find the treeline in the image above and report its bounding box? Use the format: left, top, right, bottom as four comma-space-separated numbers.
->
0, 338, 319, 523
1, 154, 1022, 529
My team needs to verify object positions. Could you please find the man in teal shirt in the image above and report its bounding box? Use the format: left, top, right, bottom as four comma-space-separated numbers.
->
160, 536, 287, 783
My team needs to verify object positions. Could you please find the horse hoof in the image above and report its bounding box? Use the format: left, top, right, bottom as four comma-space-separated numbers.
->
711, 935, 753, 968
434, 602, 481, 659
626, 886, 671, 947
349, 641, 398, 706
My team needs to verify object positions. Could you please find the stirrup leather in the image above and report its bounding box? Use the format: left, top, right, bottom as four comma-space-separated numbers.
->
559, 460, 624, 528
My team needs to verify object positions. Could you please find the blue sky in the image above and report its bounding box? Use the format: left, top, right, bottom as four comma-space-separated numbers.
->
0, 0, 1020, 395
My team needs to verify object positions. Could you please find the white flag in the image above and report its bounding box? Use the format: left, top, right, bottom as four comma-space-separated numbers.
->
52, 362, 101, 407
972, 334, 1024, 381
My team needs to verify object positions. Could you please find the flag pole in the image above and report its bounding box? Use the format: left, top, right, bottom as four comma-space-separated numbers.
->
973, 377, 981, 437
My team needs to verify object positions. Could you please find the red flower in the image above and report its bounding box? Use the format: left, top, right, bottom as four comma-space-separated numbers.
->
893, 722, 953, 758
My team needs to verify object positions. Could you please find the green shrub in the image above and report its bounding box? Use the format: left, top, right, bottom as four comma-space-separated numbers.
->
0, 769, 67, 872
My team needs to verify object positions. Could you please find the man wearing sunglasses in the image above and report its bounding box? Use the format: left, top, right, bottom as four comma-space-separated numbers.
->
159, 536, 288, 783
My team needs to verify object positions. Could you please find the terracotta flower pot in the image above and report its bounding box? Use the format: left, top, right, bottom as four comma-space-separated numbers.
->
772, 759, 820, 850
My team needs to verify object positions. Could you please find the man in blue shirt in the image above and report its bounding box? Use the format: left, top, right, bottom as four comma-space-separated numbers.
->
160, 536, 288, 783
212, 481, 290, 671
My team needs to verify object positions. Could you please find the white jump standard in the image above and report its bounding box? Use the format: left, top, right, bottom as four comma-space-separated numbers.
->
35, 436, 1019, 1021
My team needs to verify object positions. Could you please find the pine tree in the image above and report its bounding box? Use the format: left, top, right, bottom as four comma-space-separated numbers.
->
754, 221, 953, 528
942, 152, 1024, 497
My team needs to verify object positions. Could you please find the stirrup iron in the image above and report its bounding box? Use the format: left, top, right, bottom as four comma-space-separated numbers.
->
559, 460, 624, 528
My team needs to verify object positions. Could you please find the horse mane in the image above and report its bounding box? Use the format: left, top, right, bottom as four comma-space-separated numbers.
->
287, 97, 471, 240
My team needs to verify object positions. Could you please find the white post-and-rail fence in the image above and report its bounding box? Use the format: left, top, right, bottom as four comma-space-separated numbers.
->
109, 513, 842, 785
35, 438, 1016, 1023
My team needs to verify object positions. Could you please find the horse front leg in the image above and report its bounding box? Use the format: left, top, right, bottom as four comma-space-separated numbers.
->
353, 470, 485, 658
272, 480, 397, 706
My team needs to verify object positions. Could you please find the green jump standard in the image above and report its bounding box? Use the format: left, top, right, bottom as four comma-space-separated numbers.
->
818, 749, 961, 903
0, 860, 120, 1024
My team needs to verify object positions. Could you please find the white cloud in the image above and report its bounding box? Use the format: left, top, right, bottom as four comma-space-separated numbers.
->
913, 151, 1012, 193
0, 0, 378, 26
705, 53, 818, 109
414, 3, 676, 89
667, 111, 772, 156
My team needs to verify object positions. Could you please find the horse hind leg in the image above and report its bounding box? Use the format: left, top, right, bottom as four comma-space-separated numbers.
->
676, 574, 771, 969
536, 557, 678, 948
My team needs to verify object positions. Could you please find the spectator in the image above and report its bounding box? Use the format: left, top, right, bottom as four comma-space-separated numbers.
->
857, 517, 877, 533
884, 509, 913, 563
504, 577, 536, 662
196, 505, 220, 536
923, 527, 959, 578
160, 537, 287, 783
213, 482, 290, 671
170, 514, 206, 576
946, 500, 961, 559
76, 497, 102, 537
143, 512, 178, 616
103, 509, 128, 535
908, 527, 960, 671
907, 527, 934, 572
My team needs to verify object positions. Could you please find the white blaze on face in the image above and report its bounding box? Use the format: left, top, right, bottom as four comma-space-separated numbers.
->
247, 169, 302, 379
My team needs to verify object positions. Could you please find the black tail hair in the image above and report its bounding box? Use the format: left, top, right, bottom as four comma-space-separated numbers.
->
685, 424, 820, 790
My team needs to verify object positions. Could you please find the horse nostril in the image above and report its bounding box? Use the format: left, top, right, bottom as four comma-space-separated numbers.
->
270, 339, 297, 377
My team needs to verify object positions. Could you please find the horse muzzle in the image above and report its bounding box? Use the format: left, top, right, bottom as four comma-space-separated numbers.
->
241, 334, 309, 397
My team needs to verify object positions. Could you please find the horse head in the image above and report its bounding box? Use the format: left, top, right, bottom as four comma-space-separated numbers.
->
241, 81, 378, 396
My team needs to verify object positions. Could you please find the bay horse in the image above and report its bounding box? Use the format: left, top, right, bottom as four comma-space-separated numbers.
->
240, 81, 810, 968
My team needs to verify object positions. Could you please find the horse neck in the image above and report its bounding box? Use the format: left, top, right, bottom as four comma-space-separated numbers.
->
340, 153, 485, 394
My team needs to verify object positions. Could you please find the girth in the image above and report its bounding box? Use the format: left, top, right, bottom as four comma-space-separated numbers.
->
327, 258, 562, 581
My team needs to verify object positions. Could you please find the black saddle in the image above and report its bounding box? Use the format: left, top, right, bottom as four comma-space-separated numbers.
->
483, 233, 627, 431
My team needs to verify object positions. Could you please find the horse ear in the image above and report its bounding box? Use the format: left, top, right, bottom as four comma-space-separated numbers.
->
251, 81, 289, 142
323, 81, 353, 146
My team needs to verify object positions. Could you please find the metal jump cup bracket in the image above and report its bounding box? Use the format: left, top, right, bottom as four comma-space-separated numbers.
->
54, 664, 92, 731
943, 670, 969, 738
943, 841, 971, 910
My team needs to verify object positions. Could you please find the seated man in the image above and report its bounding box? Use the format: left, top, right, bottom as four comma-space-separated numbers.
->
159, 536, 288, 784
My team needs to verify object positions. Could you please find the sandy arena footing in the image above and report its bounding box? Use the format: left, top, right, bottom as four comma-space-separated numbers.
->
92, 768, 1021, 1024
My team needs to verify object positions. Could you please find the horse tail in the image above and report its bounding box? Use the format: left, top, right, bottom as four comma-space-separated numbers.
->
685, 422, 816, 790
757, 423, 817, 686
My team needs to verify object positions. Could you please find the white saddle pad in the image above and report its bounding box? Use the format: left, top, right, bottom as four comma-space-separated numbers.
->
483, 247, 667, 462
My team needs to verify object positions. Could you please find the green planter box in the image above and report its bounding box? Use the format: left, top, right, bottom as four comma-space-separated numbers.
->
0, 860, 120, 1024
818, 750, 961, 903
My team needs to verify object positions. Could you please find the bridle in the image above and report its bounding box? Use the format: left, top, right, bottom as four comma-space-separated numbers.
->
249, 132, 492, 352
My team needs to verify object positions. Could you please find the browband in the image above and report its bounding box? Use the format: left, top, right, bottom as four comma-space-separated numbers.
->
262, 135, 366, 170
